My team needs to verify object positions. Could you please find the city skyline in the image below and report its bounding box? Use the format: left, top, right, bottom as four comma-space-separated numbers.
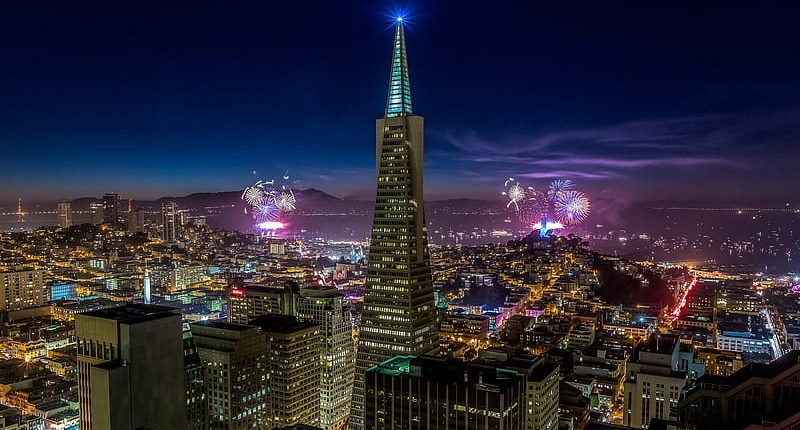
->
3, 2, 800, 204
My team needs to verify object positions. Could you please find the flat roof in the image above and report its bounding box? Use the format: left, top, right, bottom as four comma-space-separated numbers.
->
80, 303, 180, 324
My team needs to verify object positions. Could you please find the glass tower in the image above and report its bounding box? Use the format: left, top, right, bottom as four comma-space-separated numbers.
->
350, 21, 438, 430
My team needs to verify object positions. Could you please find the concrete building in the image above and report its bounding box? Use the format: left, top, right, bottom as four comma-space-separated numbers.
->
183, 323, 206, 430
353, 20, 438, 429
170, 265, 209, 293
127, 209, 145, 234
56, 201, 72, 228
254, 314, 321, 429
677, 349, 800, 430
191, 320, 269, 430
623, 334, 687, 428
0, 268, 47, 312
76, 304, 186, 430
89, 202, 104, 226
365, 355, 527, 430
227, 283, 298, 324
228, 283, 354, 430
296, 287, 355, 430
162, 201, 179, 243
102, 193, 120, 227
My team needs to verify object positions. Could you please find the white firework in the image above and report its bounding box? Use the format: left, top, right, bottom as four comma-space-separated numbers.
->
274, 190, 296, 212
242, 186, 265, 206
506, 184, 526, 210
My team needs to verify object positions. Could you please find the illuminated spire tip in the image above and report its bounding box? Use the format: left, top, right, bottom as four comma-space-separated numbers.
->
385, 21, 413, 117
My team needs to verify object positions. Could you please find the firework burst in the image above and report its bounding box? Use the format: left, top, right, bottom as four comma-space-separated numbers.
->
274, 190, 296, 212
547, 179, 575, 203
554, 191, 590, 225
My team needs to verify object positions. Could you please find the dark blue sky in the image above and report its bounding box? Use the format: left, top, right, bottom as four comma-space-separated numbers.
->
3, 1, 799, 204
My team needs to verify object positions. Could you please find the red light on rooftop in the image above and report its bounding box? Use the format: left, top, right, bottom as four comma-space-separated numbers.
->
230, 288, 244, 296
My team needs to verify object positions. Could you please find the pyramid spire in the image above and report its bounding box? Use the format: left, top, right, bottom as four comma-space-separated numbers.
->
385, 20, 413, 117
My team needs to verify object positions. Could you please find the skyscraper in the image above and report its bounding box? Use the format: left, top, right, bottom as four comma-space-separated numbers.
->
297, 287, 355, 430
89, 202, 104, 226
191, 320, 269, 430
162, 200, 179, 243
56, 201, 72, 228
75, 304, 186, 430
351, 20, 438, 429
102, 193, 120, 227
253, 314, 321, 429
128, 208, 145, 234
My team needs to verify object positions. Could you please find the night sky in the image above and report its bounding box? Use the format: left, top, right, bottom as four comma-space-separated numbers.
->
3, 2, 800, 205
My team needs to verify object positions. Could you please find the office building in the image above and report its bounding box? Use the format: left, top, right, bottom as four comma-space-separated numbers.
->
76, 304, 186, 430
365, 355, 527, 430
623, 334, 687, 428
352, 19, 438, 429
128, 208, 145, 234
676, 349, 800, 430
227, 282, 298, 324
0, 268, 47, 311
183, 323, 207, 430
56, 201, 72, 228
253, 314, 321, 429
89, 202, 104, 225
102, 193, 120, 227
297, 287, 355, 430
170, 265, 209, 293
162, 200, 179, 243
49, 281, 77, 301
228, 283, 354, 430
191, 320, 269, 430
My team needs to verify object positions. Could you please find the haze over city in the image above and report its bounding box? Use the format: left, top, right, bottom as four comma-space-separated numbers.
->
3, 1, 800, 205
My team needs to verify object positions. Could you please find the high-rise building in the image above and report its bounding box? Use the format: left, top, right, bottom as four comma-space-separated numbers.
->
676, 349, 800, 430
75, 304, 186, 430
228, 283, 354, 430
183, 322, 207, 430
162, 200, 179, 243
297, 287, 355, 430
365, 355, 527, 430
228, 282, 299, 324
102, 193, 120, 227
191, 320, 270, 430
56, 201, 72, 228
128, 208, 145, 234
623, 334, 687, 428
253, 314, 321, 429
351, 20, 438, 429
0, 268, 47, 311
89, 202, 104, 225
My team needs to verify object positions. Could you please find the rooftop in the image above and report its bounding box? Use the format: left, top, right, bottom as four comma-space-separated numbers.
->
80, 303, 180, 324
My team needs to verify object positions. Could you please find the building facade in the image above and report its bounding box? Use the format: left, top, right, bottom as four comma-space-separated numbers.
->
676, 349, 800, 430
190, 320, 269, 430
296, 287, 355, 430
162, 200, 179, 243
56, 201, 72, 228
352, 20, 438, 429
75, 304, 186, 430
623, 334, 687, 428
253, 315, 321, 429
227, 283, 298, 324
102, 193, 120, 227
0, 268, 46, 312
365, 355, 527, 430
